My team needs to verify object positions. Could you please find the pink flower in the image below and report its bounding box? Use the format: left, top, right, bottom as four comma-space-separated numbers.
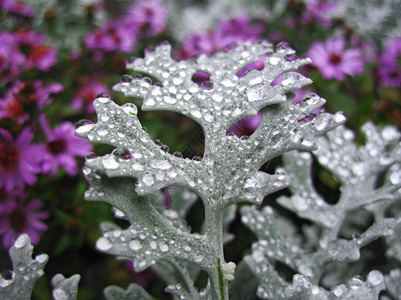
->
125, 0, 167, 37
0, 92, 29, 127
302, 0, 337, 27
350, 36, 378, 63
0, 127, 43, 192
84, 20, 137, 61
0, 0, 35, 17
178, 15, 264, 59
39, 115, 93, 176
16, 30, 58, 71
308, 37, 364, 80
227, 110, 262, 138
1, 80, 63, 112
71, 81, 109, 114
378, 38, 401, 88
0, 190, 48, 249
0, 31, 26, 81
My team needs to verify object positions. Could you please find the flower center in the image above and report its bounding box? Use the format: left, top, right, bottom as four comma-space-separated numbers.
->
0, 145, 19, 172
16, 83, 37, 104
5, 99, 24, 117
47, 139, 67, 154
329, 53, 342, 65
9, 208, 27, 232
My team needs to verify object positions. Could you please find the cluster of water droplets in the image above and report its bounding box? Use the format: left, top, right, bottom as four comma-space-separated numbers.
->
95, 221, 211, 272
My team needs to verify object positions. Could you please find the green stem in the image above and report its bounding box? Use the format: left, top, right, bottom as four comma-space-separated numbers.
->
204, 203, 228, 300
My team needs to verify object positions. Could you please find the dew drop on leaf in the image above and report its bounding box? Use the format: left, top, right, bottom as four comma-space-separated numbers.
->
112, 148, 132, 160
75, 119, 94, 134
96, 237, 113, 251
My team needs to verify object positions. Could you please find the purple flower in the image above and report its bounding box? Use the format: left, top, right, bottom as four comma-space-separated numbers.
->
125, 0, 167, 37
16, 30, 58, 71
0, 127, 43, 192
0, 31, 26, 81
308, 37, 364, 80
178, 15, 264, 59
350, 36, 378, 63
84, 20, 137, 61
0, 0, 35, 17
71, 81, 109, 114
302, 0, 337, 27
39, 115, 93, 176
2, 80, 63, 111
0, 190, 48, 248
227, 110, 262, 138
379, 38, 401, 88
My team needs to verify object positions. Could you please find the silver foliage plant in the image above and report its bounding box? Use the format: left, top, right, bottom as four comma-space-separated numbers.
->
1, 41, 401, 299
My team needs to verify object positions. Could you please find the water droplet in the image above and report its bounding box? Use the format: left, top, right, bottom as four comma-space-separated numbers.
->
201, 81, 213, 89
75, 119, 94, 134
285, 54, 298, 62
151, 160, 172, 170
164, 96, 177, 104
122, 103, 138, 115
192, 110, 202, 119
1, 270, 14, 280
212, 93, 223, 102
382, 126, 399, 141
83, 167, 92, 175
334, 112, 346, 124
112, 148, 132, 160
96, 237, 113, 251
159, 242, 169, 252
143, 175, 154, 186
96, 128, 108, 136
149, 241, 157, 249
102, 156, 120, 169
142, 127, 147, 132
154, 139, 162, 146
129, 240, 142, 251
96, 92, 111, 103
161, 144, 169, 152
240, 135, 249, 140
192, 156, 202, 161
173, 151, 183, 158
332, 284, 347, 297
348, 276, 364, 289
276, 41, 290, 51
121, 74, 133, 83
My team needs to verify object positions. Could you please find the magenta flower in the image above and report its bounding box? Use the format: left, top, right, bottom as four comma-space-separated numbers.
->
0, 190, 48, 249
308, 37, 364, 80
3, 80, 63, 110
71, 81, 109, 114
227, 110, 262, 138
0, 127, 43, 192
302, 0, 337, 27
16, 30, 58, 71
39, 115, 93, 176
0, 31, 26, 81
350, 36, 378, 63
84, 20, 137, 61
125, 0, 167, 37
0, 92, 29, 126
178, 15, 264, 59
378, 38, 401, 88
0, 0, 35, 17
